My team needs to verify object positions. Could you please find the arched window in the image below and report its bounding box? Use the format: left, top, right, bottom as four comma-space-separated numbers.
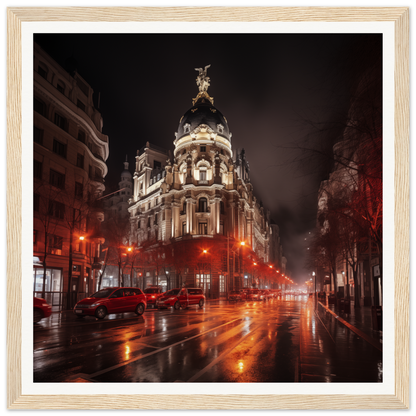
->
220, 201, 225, 214
199, 197, 208, 213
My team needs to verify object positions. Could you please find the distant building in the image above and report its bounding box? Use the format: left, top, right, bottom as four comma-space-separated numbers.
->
103, 156, 133, 220
33, 43, 108, 309
128, 67, 285, 295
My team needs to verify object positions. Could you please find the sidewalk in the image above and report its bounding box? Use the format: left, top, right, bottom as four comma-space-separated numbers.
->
316, 299, 382, 351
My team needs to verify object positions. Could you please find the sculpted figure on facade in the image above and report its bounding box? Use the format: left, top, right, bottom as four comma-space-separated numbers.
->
195, 64, 211, 92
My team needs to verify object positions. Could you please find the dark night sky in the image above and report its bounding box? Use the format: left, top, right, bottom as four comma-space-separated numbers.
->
34, 33, 381, 283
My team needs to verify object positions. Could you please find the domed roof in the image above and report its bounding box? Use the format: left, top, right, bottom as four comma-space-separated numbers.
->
176, 96, 230, 141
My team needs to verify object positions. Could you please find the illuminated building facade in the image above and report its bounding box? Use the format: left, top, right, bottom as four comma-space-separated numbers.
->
33, 43, 108, 309
128, 67, 281, 296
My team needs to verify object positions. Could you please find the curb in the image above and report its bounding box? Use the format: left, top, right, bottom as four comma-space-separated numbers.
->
317, 301, 382, 351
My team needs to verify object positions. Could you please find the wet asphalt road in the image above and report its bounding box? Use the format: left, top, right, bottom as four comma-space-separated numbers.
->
33, 296, 382, 383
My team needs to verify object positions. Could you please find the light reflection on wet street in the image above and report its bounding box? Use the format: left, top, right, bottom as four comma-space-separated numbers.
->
34, 296, 382, 383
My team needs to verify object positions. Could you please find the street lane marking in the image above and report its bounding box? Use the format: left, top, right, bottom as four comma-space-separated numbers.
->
313, 309, 336, 344
186, 323, 262, 382
318, 301, 382, 351
87, 318, 241, 379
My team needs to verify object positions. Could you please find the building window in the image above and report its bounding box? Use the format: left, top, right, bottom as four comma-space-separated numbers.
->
34, 98, 45, 116
148, 217, 151, 228
220, 201, 225, 214
75, 182, 83, 199
78, 130, 86, 143
37, 63, 47, 79
219, 275, 225, 293
57, 81, 65, 94
182, 222, 186, 235
34, 126, 43, 145
217, 124, 224, 134
34, 160, 42, 180
49, 200, 65, 219
53, 139, 67, 158
154, 160, 161, 169
49, 169, 65, 189
200, 170, 207, 181
54, 113, 67, 131
198, 222, 207, 235
34, 193, 40, 212
76, 153, 84, 169
200, 146, 206, 152
95, 167, 102, 181
77, 99, 86, 112
198, 197, 208, 212
184, 123, 191, 134
47, 234, 63, 255
220, 221, 224, 235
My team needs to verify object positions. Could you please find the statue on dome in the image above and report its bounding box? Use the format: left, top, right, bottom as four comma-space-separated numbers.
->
195, 64, 211, 92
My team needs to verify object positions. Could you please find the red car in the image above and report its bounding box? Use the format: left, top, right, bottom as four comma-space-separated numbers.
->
156, 288, 205, 310
246, 288, 260, 301
143, 286, 164, 308
34, 297, 52, 323
228, 290, 243, 301
73, 287, 147, 319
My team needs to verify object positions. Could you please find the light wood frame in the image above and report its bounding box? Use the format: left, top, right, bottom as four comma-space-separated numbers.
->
7, 7, 409, 409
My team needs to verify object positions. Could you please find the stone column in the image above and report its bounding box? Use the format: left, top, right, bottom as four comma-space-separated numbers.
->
230, 201, 236, 238
214, 197, 221, 234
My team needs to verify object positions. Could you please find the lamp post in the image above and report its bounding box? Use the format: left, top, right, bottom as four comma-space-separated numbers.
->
312, 271, 316, 308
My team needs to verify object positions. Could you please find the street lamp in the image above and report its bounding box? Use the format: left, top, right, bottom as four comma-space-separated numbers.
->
312, 271, 316, 308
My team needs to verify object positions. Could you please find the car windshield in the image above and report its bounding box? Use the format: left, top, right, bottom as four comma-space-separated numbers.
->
90, 289, 114, 298
144, 288, 159, 294
164, 289, 180, 296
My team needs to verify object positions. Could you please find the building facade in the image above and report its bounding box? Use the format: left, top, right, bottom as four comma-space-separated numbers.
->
128, 67, 282, 296
33, 43, 109, 309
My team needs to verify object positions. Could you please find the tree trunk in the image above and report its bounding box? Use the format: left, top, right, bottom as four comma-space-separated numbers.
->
66, 227, 74, 310
41, 231, 49, 299
353, 267, 361, 308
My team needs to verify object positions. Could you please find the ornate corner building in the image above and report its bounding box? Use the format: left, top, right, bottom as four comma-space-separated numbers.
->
128, 67, 281, 296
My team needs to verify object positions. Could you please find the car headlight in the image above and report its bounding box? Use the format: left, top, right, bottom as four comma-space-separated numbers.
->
42, 303, 49, 307
91, 303, 100, 307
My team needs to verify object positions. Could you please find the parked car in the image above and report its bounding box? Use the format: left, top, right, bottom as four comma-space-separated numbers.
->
143, 286, 164, 308
258, 290, 269, 301
73, 287, 147, 319
34, 297, 52, 323
228, 290, 243, 302
156, 287, 205, 310
262, 289, 274, 300
245, 288, 260, 301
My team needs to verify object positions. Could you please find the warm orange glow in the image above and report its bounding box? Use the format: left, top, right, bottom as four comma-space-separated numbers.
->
253, 262, 257, 265
127, 247, 132, 252
203, 249, 207, 253
240, 241, 245, 246
79, 236, 85, 241
269, 265, 273, 269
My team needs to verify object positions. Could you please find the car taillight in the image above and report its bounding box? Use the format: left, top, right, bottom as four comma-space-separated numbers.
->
151, 296, 155, 299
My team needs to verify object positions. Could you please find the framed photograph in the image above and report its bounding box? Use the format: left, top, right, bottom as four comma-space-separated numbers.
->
7, 7, 409, 410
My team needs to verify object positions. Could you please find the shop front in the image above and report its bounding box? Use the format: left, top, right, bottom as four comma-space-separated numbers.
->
33, 265, 64, 310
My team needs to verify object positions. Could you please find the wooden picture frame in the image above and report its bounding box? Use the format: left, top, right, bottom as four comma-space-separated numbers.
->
7, 7, 409, 409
